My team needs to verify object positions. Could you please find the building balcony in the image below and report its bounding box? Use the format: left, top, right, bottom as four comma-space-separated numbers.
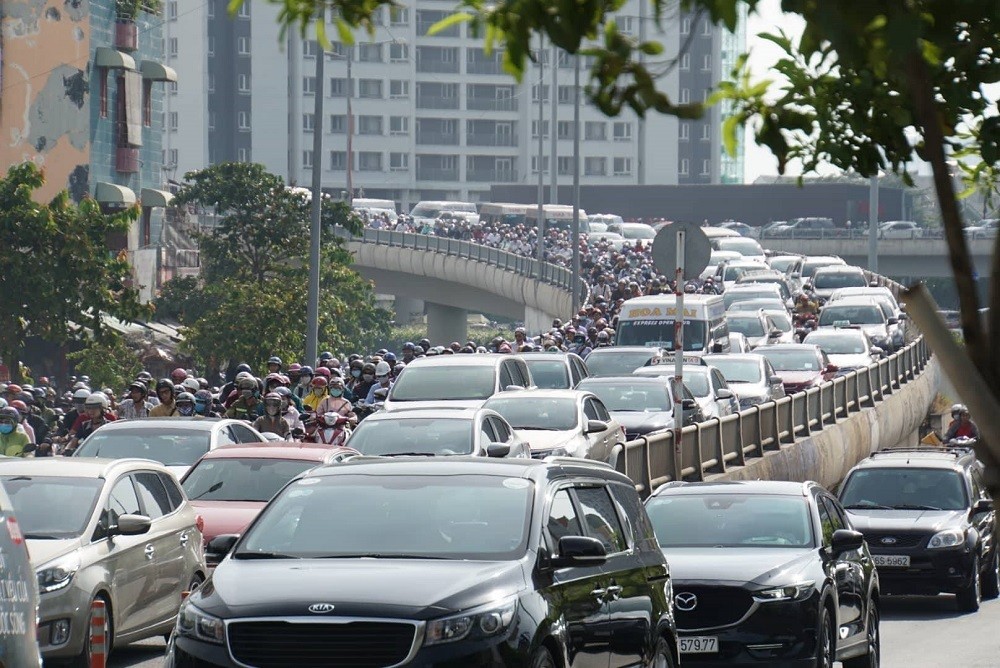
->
416, 167, 459, 181
416, 95, 460, 110
114, 20, 139, 51
466, 168, 517, 183
416, 132, 460, 146
466, 133, 517, 147
466, 61, 503, 75
415, 61, 460, 74
116, 146, 141, 173
466, 97, 517, 112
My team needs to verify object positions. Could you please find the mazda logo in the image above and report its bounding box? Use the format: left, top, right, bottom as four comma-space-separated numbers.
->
674, 592, 698, 611
880, 537, 898, 545
308, 603, 336, 614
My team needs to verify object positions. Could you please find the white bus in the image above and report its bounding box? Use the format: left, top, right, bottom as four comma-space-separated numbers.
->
616, 294, 730, 354
524, 205, 590, 233
409, 200, 478, 224
479, 203, 530, 227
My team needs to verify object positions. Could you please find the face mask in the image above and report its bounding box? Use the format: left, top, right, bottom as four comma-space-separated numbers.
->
195, 401, 208, 413
330, 389, 343, 398
351, 369, 362, 378
377, 375, 389, 385
300, 377, 311, 385
313, 388, 325, 396
0, 424, 12, 435
363, 374, 374, 382
177, 404, 194, 416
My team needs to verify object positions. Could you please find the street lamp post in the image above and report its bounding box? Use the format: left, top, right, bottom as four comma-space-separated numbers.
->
346, 50, 354, 206
571, 55, 581, 311
305, 10, 326, 367
536, 36, 546, 274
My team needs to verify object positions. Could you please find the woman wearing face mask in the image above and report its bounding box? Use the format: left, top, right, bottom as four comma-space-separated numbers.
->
316, 377, 357, 427
253, 392, 291, 439
0, 407, 31, 457
193, 390, 220, 417
174, 392, 197, 417
293, 366, 314, 400
353, 362, 377, 404
302, 376, 329, 412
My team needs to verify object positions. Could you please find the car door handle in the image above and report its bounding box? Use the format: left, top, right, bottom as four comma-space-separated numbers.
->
590, 587, 607, 600
144, 544, 155, 560
604, 585, 623, 600
179, 532, 189, 547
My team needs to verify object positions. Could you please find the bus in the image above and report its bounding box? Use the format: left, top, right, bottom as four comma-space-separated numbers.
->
479, 203, 529, 227
524, 205, 590, 233
616, 294, 730, 354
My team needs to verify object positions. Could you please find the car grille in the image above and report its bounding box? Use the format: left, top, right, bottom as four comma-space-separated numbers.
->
863, 532, 926, 549
227, 620, 416, 668
673, 585, 754, 631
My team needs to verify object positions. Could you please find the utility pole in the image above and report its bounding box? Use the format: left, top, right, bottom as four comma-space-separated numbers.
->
289, 32, 302, 185
536, 35, 546, 274
868, 175, 879, 273
549, 45, 558, 204
346, 48, 354, 206
571, 55, 581, 310
637, 4, 647, 185
305, 9, 325, 367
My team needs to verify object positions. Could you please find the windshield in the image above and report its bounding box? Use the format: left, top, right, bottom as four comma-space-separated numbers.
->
577, 381, 669, 412
802, 261, 842, 278
759, 349, 821, 372
804, 333, 866, 354
840, 468, 969, 511
646, 494, 813, 548
718, 238, 764, 256
814, 271, 867, 290
769, 257, 799, 273
347, 418, 474, 455
617, 320, 708, 351
707, 358, 762, 383
484, 397, 578, 431
726, 316, 766, 337
722, 265, 752, 282
182, 458, 318, 502
389, 366, 496, 401
728, 299, 786, 314
74, 430, 211, 466
523, 360, 570, 389
585, 350, 657, 376
2, 476, 102, 539
237, 474, 533, 560
681, 371, 710, 397
621, 224, 655, 239
410, 205, 443, 218
767, 313, 792, 332
724, 290, 776, 310
819, 305, 885, 326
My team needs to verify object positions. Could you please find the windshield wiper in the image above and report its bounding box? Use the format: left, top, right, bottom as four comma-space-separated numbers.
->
843, 502, 894, 510
24, 533, 65, 540
383, 452, 436, 457
233, 551, 301, 560
316, 553, 450, 560
191, 481, 224, 500
890, 504, 943, 511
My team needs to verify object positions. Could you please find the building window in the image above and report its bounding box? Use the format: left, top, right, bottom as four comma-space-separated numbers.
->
390, 152, 409, 171
389, 116, 409, 135
238, 148, 250, 162
701, 123, 711, 141
557, 156, 575, 175
390, 79, 409, 98
328, 41, 347, 58
303, 40, 318, 58
702, 54, 713, 71
330, 151, 347, 172
680, 122, 689, 141
238, 36, 251, 55
680, 53, 690, 70
701, 158, 711, 175
702, 19, 712, 36
358, 43, 382, 63
303, 150, 314, 168
207, 2, 214, 18
613, 157, 632, 175
238, 111, 251, 131
238, 2, 250, 18
584, 121, 606, 141
142, 80, 152, 126
389, 6, 409, 26
359, 151, 382, 171
303, 113, 315, 132
238, 73, 251, 93
358, 79, 382, 98
613, 122, 632, 141
208, 112, 216, 130
680, 88, 690, 104
330, 114, 347, 134
557, 51, 573, 69
208, 72, 215, 92
531, 120, 549, 138
358, 115, 383, 135
164, 148, 178, 167
681, 17, 691, 34
557, 85, 575, 105
532, 84, 549, 102
329, 77, 348, 97
99, 68, 108, 118
168, 37, 178, 58
531, 155, 550, 173
584, 157, 606, 176
168, 81, 178, 96
617, 15, 634, 34
680, 158, 689, 175
304, 76, 316, 95
207, 36, 215, 56
389, 42, 408, 63
168, 111, 178, 131
167, 1, 177, 20
557, 121, 575, 140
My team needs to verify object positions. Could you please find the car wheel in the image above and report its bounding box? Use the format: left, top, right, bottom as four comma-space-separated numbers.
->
843, 603, 879, 668
816, 605, 835, 668
531, 645, 557, 668
650, 637, 677, 668
956, 555, 982, 612
983, 548, 1000, 600
73, 595, 112, 668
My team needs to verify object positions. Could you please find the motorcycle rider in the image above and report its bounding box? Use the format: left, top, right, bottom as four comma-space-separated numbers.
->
253, 392, 291, 439
944, 404, 980, 441
193, 389, 220, 417
118, 381, 153, 420
59, 388, 91, 437
307, 411, 351, 446
293, 365, 314, 400
401, 342, 417, 364
353, 362, 377, 404
303, 376, 329, 413
273, 387, 303, 434
226, 377, 262, 420
266, 356, 283, 375
150, 379, 179, 417
68, 393, 116, 453
316, 376, 358, 427
0, 408, 31, 457
365, 361, 394, 405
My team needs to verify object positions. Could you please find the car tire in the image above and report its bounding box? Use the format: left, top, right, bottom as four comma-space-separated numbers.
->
73, 595, 112, 668
651, 637, 677, 668
956, 555, 982, 612
843, 603, 879, 668
816, 604, 835, 668
530, 645, 557, 668
981, 549, 1000, 600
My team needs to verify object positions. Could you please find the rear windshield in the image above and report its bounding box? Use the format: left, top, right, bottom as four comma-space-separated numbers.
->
814, 271, 867, 290
74, 430, 211, 467
390, 366, 496, 401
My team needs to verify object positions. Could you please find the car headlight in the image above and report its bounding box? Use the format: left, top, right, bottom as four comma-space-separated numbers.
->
176, 600, 225, 645
425, 598, 517, 646
534, 446, 569, 459
753, 581, 815, 602
36, 552, 80, 594
928, 529, 966, 549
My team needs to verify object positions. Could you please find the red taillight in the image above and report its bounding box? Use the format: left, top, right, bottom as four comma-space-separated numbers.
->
6, 516, 24, 545
195, 514, 205, 533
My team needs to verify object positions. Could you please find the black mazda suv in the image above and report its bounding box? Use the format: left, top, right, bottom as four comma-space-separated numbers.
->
838, 446, 997, 612
166, 456, 679, 668
645, 480, 880, 668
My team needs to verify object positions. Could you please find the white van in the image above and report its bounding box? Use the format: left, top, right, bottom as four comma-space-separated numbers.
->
409, 200, 478, 224
479, 203, 529, 227
524, 205, 590, 233
616, 294, 730, 354
351, 198, 397, 213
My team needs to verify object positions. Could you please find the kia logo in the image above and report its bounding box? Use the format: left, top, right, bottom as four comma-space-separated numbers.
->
880, 537, 897, 545
674, 592, 698, 611
308, 603, 336, 614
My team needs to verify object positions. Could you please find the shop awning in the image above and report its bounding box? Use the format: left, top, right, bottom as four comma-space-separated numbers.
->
94, 181, 136, 204
139, 60, 178, 82
94, 47, 136, 71
141, 188, 174, 208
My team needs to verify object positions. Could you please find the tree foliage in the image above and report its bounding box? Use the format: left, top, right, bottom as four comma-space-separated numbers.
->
67, 333, 144, 391
0, 163, 147, 382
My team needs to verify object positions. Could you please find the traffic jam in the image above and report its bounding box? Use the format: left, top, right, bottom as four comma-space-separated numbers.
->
0, 223, 990, 668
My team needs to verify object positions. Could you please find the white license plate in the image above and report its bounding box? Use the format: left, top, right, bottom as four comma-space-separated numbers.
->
873, 554, 910, 568
679, 636, 718, 654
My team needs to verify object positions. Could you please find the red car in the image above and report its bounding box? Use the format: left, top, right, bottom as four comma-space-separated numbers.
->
757, 343, 838, 394
179, 443, 358, 560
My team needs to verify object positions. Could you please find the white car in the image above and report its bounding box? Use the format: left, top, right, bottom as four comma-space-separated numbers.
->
876, 221, 924, 239
701, 250, 742, 280
712, 236, 766, 264
809, 265, 869, 303
483, 389, 624, 465
633, 361, 738, 419
965, 219, 999, 239
384, 355, 534, 411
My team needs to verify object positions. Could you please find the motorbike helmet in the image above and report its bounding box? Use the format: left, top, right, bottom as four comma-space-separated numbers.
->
311, 376, 329, 388
299, 365, 314, 378
156, 378, 174, 393
182, 377, 200, 393
263, 392, 282, 415
170, 367, 188, 383
72, 388, 91, 405
314, 367, 332, 379
175, 392, 196, 416
235, 363, 253, 375
375, 361, 391, 378
85, 392, 109, 410
267, 356, 283, 369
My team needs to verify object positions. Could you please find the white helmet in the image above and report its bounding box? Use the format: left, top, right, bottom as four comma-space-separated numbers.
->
84, 392, 109, 409
73, 388, 92, 402
375, 361, 391, 376
182, 377, 200, 392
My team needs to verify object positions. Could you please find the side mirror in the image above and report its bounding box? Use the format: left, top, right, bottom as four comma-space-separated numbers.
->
206, 534, 240, 561
114, 514, 151, 536
768, 329, 782, 339
681, 399, 697, 410
551, 535, 607, 568
769, 375, 784, 385
716, 388, 733, 400
712, 342, 725, 353
486, 442, 511, 458
790, 272, 801, 279
504, 385, 526, 392
887, 317, 898, 325
972, 498, 993, 515
585, 420, 608, 434
869, 347, 883, 356
830, 528, 865, 555
825, 364, 838, 373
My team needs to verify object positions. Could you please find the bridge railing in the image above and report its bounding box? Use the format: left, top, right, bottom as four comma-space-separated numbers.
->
353, 229, 575, 290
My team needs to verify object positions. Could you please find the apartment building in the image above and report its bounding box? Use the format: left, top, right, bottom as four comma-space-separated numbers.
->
168, 1, 745, 208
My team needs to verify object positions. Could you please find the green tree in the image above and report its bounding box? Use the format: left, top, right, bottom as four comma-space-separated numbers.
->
0, 163, 147, 382
67, 333, 144, 391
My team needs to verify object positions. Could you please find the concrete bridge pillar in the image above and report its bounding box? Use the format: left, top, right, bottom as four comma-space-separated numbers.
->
524, 306, 556, 336
393, 297, 425, 323
427, 302, 468, 345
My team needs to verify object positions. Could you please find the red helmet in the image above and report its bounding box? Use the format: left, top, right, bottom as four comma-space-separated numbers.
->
310, 376, 328, 388
171, 367, 188, 381
6, 384, 21, 395
9, 400, 27, 415
314, 367, 332, 379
